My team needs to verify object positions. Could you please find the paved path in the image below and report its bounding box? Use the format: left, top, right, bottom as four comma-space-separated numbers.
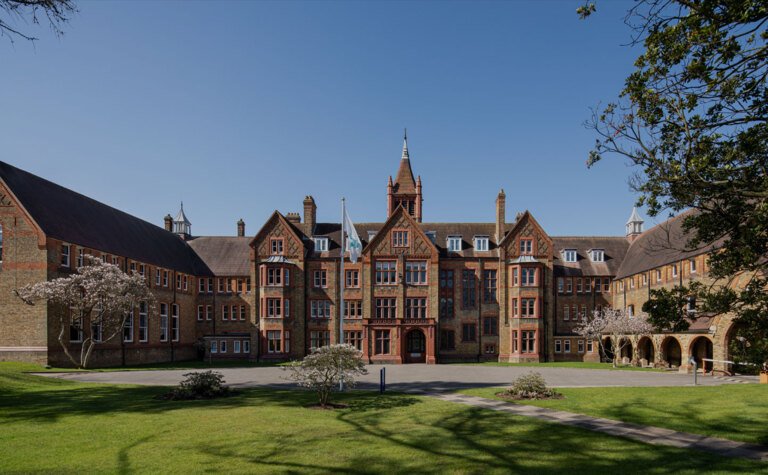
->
424, 392, 768, 462
38, 364, 756, 391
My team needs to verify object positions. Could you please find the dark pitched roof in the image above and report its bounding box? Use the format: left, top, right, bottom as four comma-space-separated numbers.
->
188, 236, 251, 276
0, 161, 211, 275
615, 210, 722, 279
552, 237, 629, 277
305, 221, 517, 258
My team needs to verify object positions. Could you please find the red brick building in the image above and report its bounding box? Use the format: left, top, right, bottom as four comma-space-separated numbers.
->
0, 135, 742, 368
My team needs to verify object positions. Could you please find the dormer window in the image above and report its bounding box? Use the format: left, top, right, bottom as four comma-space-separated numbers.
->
473, 236, 489, 252
313, 237, 329, 253
589, 249, 604, 262
562, 249, 577, 263
447, 236, 462, 252
425, 231, 437, 244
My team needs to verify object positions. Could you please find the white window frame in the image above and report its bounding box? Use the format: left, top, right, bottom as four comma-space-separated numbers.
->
171, 304, 180, 342
473, 236, 489, 252
447, 236, 462, 252
210, 340, 218, 354
160, 303, 168, 342
555, 339, 562, 353
123, 312, 134, 343
76, 249, 84, 267
564, 339, 571, 353
243, 340, 251, 353
138, 302, 148, 342
589, 249, 604, 262
690, 258, 697, 273
313, 237, 329, 252
61, 244, 71, 268
578, 339, 585, 353
562, 249, 577, 263
233, 340, 241, 353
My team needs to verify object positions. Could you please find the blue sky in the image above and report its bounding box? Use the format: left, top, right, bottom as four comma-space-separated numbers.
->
1, 0, 653, 237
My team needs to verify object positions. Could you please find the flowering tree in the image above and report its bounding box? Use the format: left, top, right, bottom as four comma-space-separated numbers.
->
14, 256, 155, 368
575, 308, 654, 367
285, 344, 367, 407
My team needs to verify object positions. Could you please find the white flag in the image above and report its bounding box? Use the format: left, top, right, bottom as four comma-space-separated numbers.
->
343, 207, 362, 264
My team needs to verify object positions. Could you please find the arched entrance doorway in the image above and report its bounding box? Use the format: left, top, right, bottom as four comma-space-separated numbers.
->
601, 337, 614, 363
690, 337, 714, 372
637, 337, 655, 367
619, 338, 633, 364
661, 337, 682, 368
404, 330, 426, 363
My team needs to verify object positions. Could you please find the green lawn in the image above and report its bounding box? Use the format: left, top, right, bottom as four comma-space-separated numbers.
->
1, 363, 765, 473
18, 359, 288, 373
459, 385, 768, 445
455, 361, 664, 372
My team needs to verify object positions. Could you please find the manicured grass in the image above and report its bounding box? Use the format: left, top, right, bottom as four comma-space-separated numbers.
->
1, 363, 765, 473
19, 359, 288, 373
455, 361, 664, 371
459, 385, 768, 445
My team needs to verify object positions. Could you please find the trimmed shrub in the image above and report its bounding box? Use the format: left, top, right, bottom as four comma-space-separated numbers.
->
159, 370, 233, 400
500, 372, 562, 400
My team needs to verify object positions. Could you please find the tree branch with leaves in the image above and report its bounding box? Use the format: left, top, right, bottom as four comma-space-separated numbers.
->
582, 0, 768, 367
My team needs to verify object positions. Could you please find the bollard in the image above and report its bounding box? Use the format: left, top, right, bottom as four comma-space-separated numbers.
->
689, 357, 698, 386
380, 367, 386, 394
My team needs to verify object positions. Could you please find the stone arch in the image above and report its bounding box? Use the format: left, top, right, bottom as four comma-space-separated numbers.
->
619, 338, 633, 364
637, 336, 655, 367
600, 337, 614, 363
660, 336, 682, 368
402, 329, 427, 364
689, 336, 714, 373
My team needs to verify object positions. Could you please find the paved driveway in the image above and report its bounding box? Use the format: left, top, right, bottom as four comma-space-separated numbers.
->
39, 364, 754, 391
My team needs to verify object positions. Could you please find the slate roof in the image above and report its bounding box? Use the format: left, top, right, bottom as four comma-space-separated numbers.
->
304, 221, 518, 258
188, 236, 251, 276
0, 161, 211, 275
552, 237, 629, 277
615, 210, 723, 279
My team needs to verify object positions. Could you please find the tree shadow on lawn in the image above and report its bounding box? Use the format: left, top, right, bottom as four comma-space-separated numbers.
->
574, 396, 768, 446
189, 397, 763, 474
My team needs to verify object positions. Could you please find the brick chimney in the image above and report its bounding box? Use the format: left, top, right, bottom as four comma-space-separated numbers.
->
237, 219, 245, 237
285, 212, 301, 225
495, 189, 506, 243
163, 214, 173, 232
303, 196, 317, 234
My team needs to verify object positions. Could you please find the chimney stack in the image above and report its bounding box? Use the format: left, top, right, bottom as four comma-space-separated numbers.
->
495, 189, 506, 243
303, 196, 317, 234
237, 219, 245, 237
163, 214, 173, 232
285, 212, 301, 225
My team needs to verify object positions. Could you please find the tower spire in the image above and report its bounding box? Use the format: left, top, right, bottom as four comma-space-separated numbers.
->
402, 128, 409, 160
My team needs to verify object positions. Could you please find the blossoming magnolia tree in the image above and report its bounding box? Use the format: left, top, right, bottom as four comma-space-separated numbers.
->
285, 344, 368, 407
575, 308, 654, 367
14, 256, 155, 368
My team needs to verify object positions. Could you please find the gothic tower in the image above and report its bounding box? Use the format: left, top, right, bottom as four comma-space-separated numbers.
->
387, 130, 423, 222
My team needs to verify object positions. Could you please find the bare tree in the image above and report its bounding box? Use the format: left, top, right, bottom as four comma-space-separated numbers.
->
1, 0, 77, 44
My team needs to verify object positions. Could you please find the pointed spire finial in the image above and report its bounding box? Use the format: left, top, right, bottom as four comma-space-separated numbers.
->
401, 129, 409, 160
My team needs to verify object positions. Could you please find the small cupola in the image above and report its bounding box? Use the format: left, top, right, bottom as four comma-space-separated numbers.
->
173, 202, 192, 238
625, 207, 644, 242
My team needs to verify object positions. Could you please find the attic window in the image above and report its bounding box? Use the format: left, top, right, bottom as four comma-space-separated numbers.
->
473, 236, 489, 252
447, 236, 462, 252
425, 231, 437, 244
589, 249, 604, 262
313, 237, 329, 252
562, 249, 577, 263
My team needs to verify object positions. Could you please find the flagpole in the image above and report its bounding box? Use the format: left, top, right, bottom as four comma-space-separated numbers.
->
340, 198, 346, 392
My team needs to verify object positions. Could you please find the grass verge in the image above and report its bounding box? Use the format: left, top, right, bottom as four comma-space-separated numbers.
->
0, 362, 765, 473
459, 385, 768, 445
